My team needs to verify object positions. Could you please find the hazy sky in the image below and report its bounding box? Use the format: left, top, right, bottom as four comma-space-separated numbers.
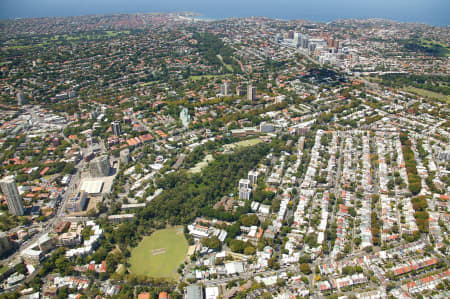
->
1, 0, 449, 26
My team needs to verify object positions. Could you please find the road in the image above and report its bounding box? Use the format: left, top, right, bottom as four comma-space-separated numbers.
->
58, 159, 85, 217
2, 143, 88, 269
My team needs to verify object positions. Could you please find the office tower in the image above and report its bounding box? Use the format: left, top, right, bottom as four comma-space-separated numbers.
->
333, 40, 339, 50
0, 176, 24, 216
288, 31, 294, 39
275, 33, 282, 43
301, 36, 310, 49
66, 191, 88, 213
220, 83, 231, 96
236, 85, 245, 96
294, 32, 302, 47
247, 85, 256, 101
111, 121, 121, 136
89, 155, 111, 177
327, 38, 334, 48
16, 92, 25, 106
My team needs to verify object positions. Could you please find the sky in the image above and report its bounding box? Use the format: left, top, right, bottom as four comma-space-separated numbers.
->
1, 0, 449, 26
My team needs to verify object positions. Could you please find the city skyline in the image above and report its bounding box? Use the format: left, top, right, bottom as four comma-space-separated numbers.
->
1, 0, 449, 26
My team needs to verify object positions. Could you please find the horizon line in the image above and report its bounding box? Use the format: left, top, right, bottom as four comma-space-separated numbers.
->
1, 11, 448, 28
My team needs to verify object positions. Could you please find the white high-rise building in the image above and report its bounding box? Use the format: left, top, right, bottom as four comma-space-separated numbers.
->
248, 171, 259, 185
0, 176, 24, 216
239, 179, 251, 190
293, 32, 302, 47
238, 178, 252, 200
180, 107, 191, 128
239, 188, 252, 200
236, 85, 245, 96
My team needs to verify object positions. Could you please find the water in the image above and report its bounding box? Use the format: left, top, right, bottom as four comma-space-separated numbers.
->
1, 0, 449, 26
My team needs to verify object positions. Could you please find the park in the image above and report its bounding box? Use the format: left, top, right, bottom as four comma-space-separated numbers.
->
129, 227, 188, 279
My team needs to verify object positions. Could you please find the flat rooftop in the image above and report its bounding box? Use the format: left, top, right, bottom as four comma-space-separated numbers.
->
80, 180, 104, 194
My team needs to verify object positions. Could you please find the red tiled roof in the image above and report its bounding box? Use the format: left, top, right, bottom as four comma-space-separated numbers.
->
138, 293, 150, 299
40, 167, 50, 176
100, 261, 107, 273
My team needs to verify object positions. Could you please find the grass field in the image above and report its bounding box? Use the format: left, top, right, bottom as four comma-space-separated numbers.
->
188, 154, 214, 174
188, 74, 228, 81
129, 227, 188, 279
6, 31, 131, 50
419, 39, 450, 57
140, 81, 158, 87
403, 86, 450, 103
217, 54, 233, 72
52, 31, 130, 41
224, 138, 262, 151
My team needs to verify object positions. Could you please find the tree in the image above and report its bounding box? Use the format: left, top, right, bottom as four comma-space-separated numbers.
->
304, 233, 318, 247
201, 236, 221, 250
239, 214, 259, 226
387, 179, 395, 190
262, 293, 273, 299
348, 207, 357, 217
86, 208, 97, 217
63, 162, 75, 174
55, 256, 73, 275
298, 254, 311, 264
244, 246, 256, 255
342, 266, 356, 275
230, 240, 246, 253
300, 263, 311, 275
14, 263, 27, 275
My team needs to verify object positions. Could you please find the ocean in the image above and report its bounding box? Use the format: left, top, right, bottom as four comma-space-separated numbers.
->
1, 0, 449, 26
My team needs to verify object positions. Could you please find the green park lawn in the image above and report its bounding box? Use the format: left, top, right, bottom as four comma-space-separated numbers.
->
223, 138, 262, 151
188, 154, 214, 174
129, 227, 188, 279
403, 86, 450, 103
235, 138, 262, 147
188, 74, 228, 81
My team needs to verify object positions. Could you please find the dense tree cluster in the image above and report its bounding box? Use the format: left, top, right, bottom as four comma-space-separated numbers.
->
139, 143, 269, 226
229, 239, 255, 255
371, 194, 381, 246
239, 214, 259, 227
411, 196, 429, 233
201, 236, 222, 250
380, 73, 449, 95
399, 39, 450, 58
400, 132, 421, 195
192, 32, 241, 73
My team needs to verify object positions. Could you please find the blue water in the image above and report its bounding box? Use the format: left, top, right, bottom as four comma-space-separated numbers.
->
1, 0, 449, 26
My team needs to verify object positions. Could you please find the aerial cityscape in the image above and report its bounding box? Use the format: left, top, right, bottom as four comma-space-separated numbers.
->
0, 6, 449, 299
